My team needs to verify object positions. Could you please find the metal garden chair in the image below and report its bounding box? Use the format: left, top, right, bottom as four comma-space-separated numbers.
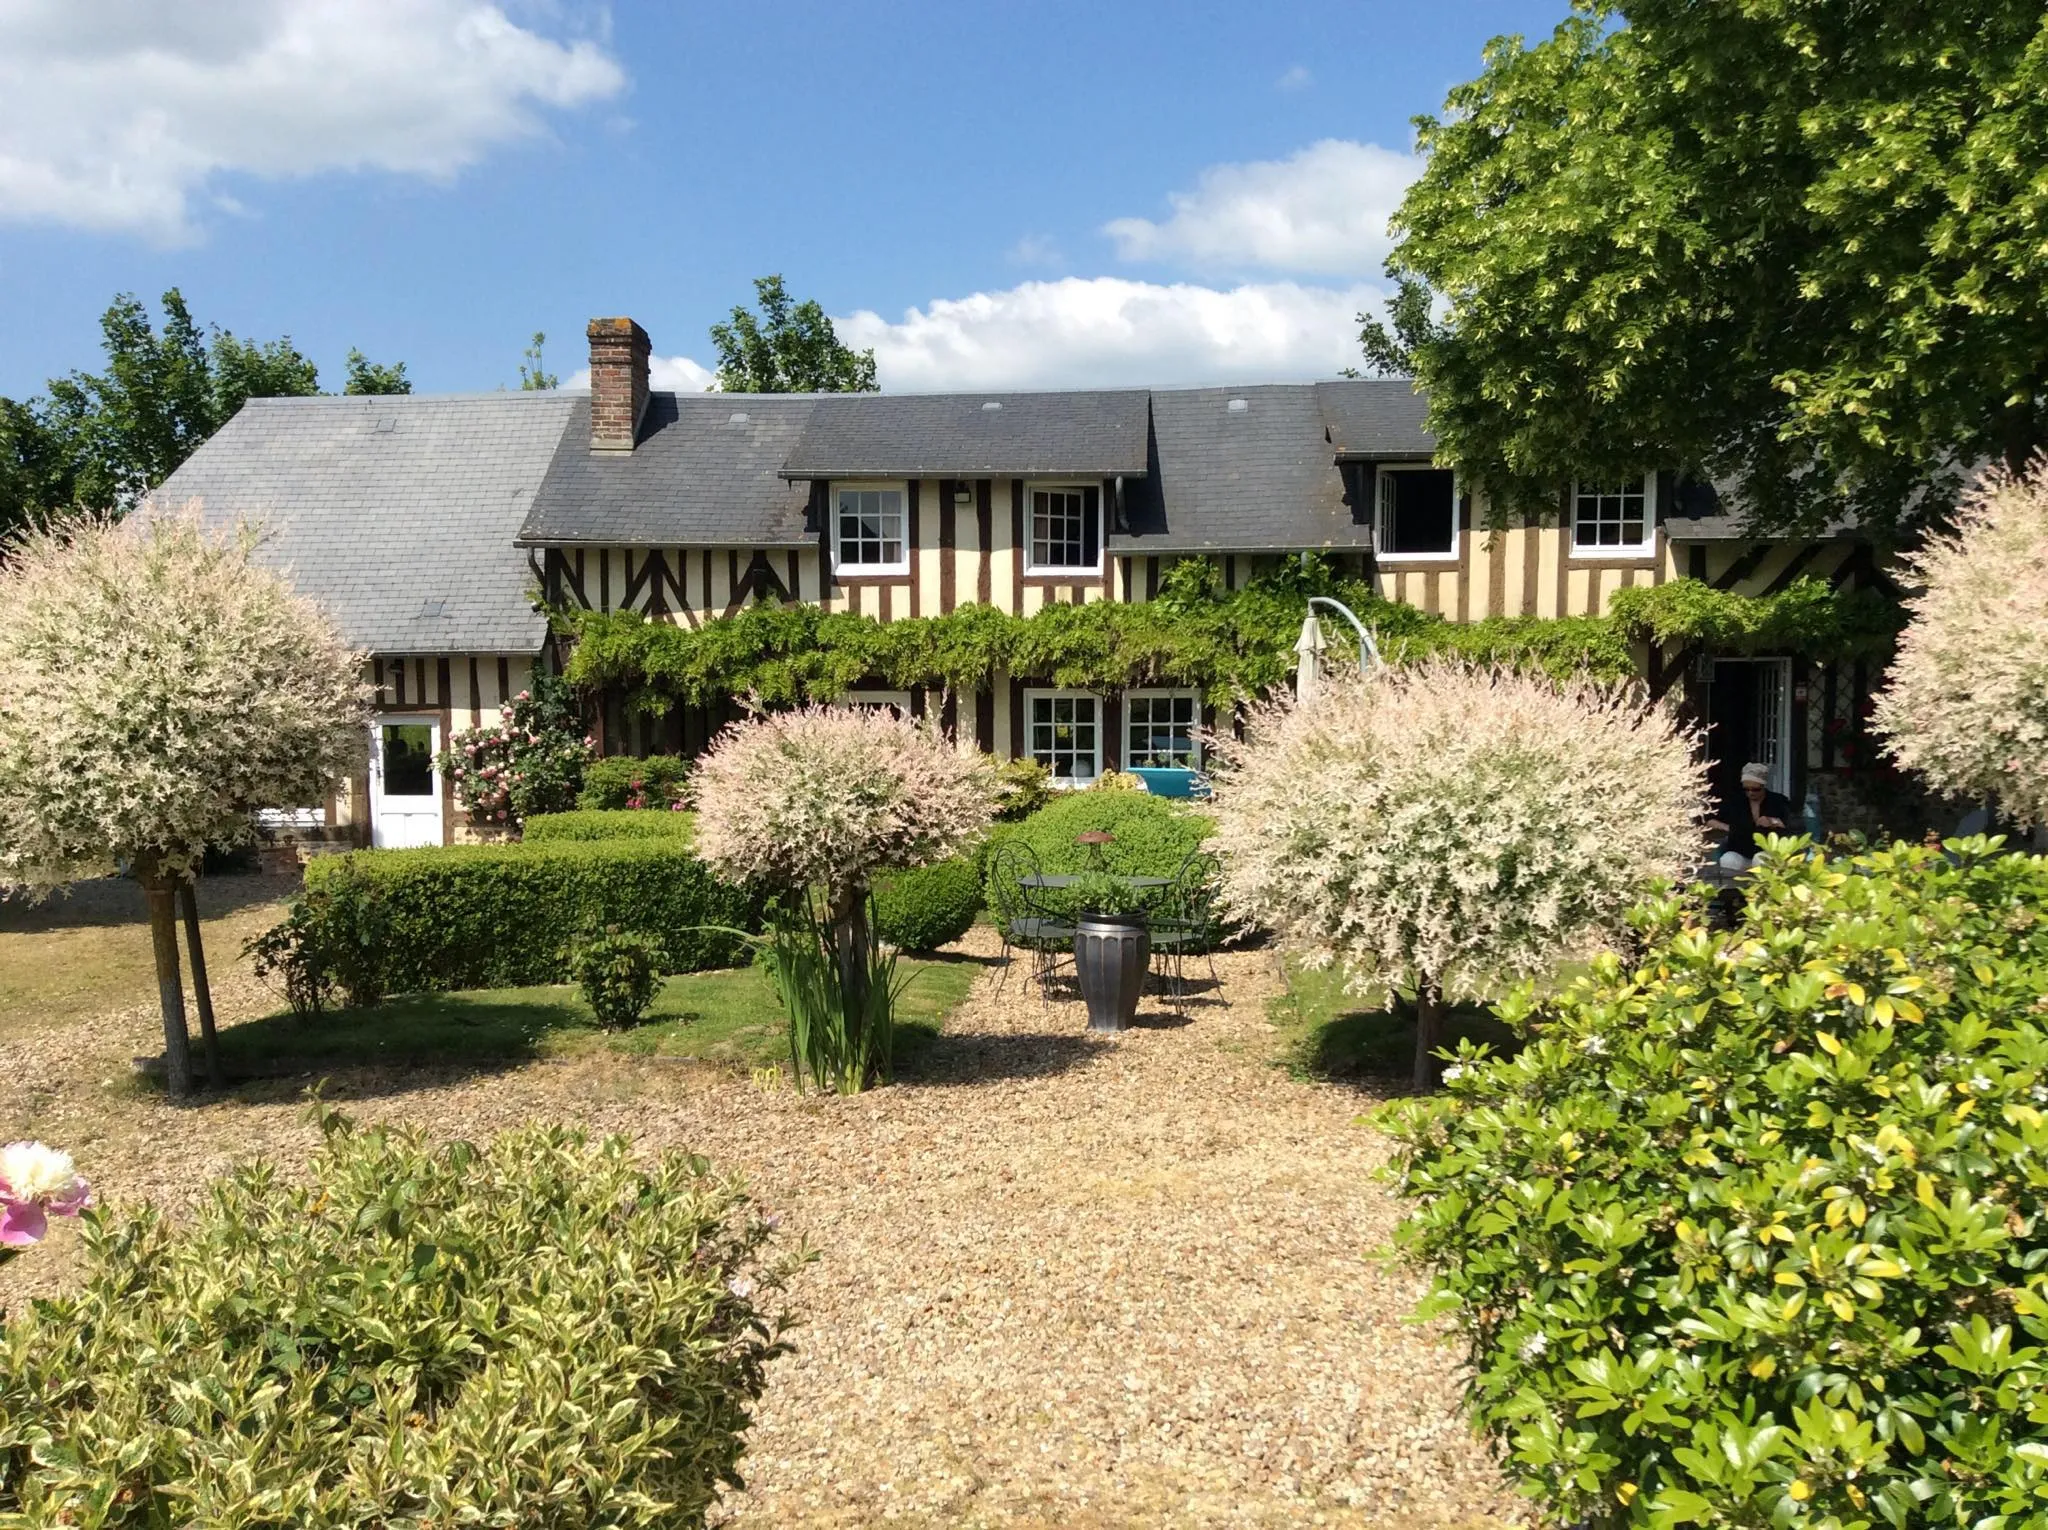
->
1148, 846, 1222, 1011
986, 840, 1075, 1006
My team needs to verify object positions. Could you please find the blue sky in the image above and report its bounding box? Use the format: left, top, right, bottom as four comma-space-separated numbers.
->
0, 0, 1563, 399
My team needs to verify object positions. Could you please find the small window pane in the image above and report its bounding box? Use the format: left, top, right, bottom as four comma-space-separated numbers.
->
1378, 470, 1456, 555
836, 488, 905, 567
1029, 694, 1099, 782
1574, 479, 1651, 549
1126, 693, 1199, 767
381, 724, 435, 798
1029, 487, 1098, 570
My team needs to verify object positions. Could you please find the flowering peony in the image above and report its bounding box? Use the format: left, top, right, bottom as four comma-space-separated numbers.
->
0, 1141, 92, 1247
1871, 461, 2048, 826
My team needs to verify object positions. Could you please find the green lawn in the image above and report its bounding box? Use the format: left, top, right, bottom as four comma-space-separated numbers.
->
1266, 962, 1520, 1083
213, 955, 984, 1076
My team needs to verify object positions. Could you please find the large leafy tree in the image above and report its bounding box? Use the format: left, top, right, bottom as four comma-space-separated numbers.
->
1366, 1, 2048, 541
0, 291, 407, 535
0, 510, 367, 1096
709, 275, 878, 394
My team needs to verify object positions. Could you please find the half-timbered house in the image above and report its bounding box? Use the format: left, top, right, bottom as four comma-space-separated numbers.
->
156, 315, 1892, 848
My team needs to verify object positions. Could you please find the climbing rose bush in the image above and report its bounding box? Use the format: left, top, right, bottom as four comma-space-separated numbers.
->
0, 506, 367, 887
1871, 461, 2048, 825
439, 685, 594, 828
0, 1141, 91, 1255
691, 705, 997, 904
1385, 840, 2048, 1527
1207, 662, 1703, 1002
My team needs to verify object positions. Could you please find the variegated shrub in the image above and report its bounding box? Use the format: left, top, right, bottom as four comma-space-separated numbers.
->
0, 1109, 795, 1527
1206, 661, 1704, 1085
1871, 461, 2048, 827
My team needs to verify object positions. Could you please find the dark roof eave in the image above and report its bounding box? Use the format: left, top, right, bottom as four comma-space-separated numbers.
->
777, 465, 1150, 481
514, 532, 817, 549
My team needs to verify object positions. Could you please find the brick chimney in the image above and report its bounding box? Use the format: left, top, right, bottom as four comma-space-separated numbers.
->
587, 317, 650, 451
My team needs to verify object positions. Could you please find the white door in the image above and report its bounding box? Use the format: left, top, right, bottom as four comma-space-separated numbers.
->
369, 716, 444, 848
1753, 660, 1792, 797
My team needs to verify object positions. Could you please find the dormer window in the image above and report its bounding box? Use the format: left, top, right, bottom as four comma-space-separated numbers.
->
1375, 465, 1458, 561
1026, 483, 1102, 575
1572, 475, 1656, 556
833, 484, 908, 575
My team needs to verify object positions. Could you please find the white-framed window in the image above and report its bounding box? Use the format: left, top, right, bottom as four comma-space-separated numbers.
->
1375, 465, 1459, 561
1025, 689, 1101, 785
834, 483, 908, 575
1572, 475, 1657, 556
1026, 483, 1102, 575
1124, 689, 1201, 768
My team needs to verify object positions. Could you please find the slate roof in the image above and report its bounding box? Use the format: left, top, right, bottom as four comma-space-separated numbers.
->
1117, 386, 1366, 552
151, 391, 572, 655
518, 393, 815, 548
1312, 378, 1435, 458
781, 390, 1151, 478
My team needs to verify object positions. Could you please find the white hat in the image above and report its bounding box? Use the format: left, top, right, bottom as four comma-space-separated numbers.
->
1740, 762, 1770, 786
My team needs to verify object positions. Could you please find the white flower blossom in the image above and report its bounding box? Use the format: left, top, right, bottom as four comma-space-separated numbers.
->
0, 1141, 78, 1199
1517, 1332, 1549, 1362
1440, 1064, 1467, 1084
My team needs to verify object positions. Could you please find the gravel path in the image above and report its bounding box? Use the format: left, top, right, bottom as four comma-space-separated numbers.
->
0, 924, 1526, 1529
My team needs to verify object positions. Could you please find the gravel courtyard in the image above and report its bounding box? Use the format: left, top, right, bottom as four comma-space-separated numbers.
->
0, 911, 1524, 1529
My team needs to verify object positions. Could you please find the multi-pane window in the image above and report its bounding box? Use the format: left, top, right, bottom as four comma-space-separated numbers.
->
1375, 467, 1458, 559
835, 486, 906, 572
1028, 485, 1101, 572
1027, 692, 1100, 784
1125, 691, 1200, 768
1573, 477, 1654, 552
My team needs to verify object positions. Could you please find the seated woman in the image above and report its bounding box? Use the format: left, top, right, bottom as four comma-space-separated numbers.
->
1705, 762, 1797, 871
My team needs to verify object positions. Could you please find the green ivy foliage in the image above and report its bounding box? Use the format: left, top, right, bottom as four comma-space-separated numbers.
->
0, 1108, 793, 1527
1385, 838, 2048, 1527
560, 558, 1891, 712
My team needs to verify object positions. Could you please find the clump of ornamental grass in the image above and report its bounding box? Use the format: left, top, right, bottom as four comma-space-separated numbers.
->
691, 705, 997, 1090
1205, 661, 1704, 1086
1871, 460, 2048, 826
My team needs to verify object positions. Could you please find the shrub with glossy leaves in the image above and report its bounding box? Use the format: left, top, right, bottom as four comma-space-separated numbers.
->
1207, 662, 1701, 1015
1385, 839, 2048, 1527
568, 926, 664, 1028
1871, 462, 2048, 826
0, 1108, 794, 1527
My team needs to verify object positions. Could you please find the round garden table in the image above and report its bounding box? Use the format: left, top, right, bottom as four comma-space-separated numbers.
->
1017, 874, 1171, 890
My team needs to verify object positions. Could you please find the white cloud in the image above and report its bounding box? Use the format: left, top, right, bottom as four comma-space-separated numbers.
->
836, 276, 1381, 392
1007, 233, 1064, 267
563, 353, 718, 393
0, 0, 625, 242
1276, 64, 1312, 92
1103, 138, 1420, 277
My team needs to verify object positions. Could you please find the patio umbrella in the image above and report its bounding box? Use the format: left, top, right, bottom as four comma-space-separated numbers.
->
1294, 613, 1327, 706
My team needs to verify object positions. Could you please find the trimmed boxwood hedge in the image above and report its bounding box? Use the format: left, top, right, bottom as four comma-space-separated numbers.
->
303, 839, 757, 994
872, 856, 982, 952
983, 790, 1210, 908
524, 809, 697, 843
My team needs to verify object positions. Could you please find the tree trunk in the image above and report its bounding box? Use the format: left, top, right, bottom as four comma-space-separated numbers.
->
179, 876, 224, 1088
829, 885, 872, 1022
136, 855, 194, 1098
1413, 979, 1446, 1093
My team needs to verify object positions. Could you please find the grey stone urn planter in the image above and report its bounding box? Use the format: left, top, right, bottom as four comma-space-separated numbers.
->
1074, 914, 1149, 1032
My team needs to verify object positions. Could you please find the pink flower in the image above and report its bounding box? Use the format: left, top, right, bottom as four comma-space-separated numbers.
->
0, 1142, 91, 1248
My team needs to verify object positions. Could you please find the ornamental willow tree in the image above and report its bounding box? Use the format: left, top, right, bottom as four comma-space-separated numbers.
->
1871, 462, 2048, 826
691, 706, 995, 1089
1206, 663, 1703, 1088
1367, 1, 2048, 541
0, 508, 366, 1096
